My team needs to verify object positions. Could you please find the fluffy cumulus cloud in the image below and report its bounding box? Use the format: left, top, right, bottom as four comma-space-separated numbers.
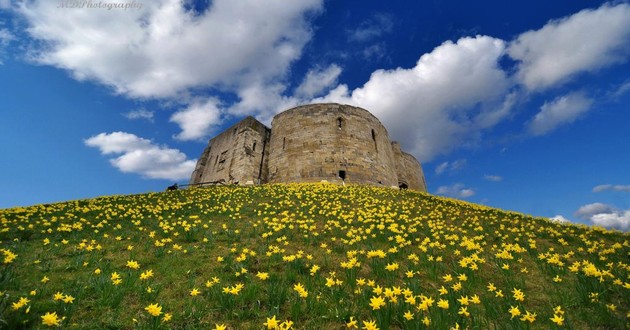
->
85, 132, 196, 180
527, 92, 593, 136
593, 184, 630, 192
316, 35, 513, 162
435, 183, 475, 199
294, 64, 342, 99
575, 202, 630, 231
508, 3, 630, 90
170, 98, 223, 141
17, 0, 323, 98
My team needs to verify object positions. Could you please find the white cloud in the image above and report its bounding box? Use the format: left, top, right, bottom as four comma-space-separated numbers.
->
436, 183, 475, 199
315, 35, 513, 162
508, 3, 630, 90
123, 109, 154, 122
347, 13, 394, 43
590, 211, 630, 231
593, 184, 630, 192
18, 0, 323, 98
575, 202, 615, 220
435, 159, 467, 174
0, 28, 14, 64
574, 202, 630, 231
170, 98, 223, 141
528, 91, 593, 136
550, 215, 571, 224
484, 174, 502, 182
0, 0, 10, 9
85, 132, 196, 180
294, 64, 342, 98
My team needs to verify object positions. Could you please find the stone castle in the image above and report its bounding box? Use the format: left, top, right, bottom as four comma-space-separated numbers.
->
190, 103, 427, 191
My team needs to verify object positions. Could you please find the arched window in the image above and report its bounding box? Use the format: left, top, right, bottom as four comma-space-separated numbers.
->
253, 141, 257, 151
337, 117, 343, 129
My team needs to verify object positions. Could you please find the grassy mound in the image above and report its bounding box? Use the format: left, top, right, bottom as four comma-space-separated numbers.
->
0, 183, 628, 329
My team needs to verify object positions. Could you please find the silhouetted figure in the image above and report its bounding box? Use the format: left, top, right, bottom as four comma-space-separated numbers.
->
166, 183, 178, 191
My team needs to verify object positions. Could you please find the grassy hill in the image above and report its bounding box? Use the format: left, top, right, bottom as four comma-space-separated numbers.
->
0, 183, 628, 329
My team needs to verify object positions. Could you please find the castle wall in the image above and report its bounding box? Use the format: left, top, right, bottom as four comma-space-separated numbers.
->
267, 103, 399, 187
392, 141, 427, 191
190, 116, 269, 185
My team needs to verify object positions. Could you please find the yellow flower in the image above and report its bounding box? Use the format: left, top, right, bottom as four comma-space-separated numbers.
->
422, 317, 430, 326
458, 306, 470, 317
264, 315, 279, 329
403, 310, 414, 320
257, 272, 269, 280
41, 276, 50, 283
470, 294, 481, 304
487, 283, 496, 292
361, 320, 379, 330
457, 295, 469, 306
53, 292, 64, 301
41, 311, 61, 327
520, 311, 536, 323
140, 269, 154, 280
62, 295, 75, 304
438, 286, 448, 295
550, 313, 564, 325
385, 262, 399, 271
126, 260, 140, 270
94, 268, 101, 274
437, 299, 449, 309
163, 313, 172, 322
214, 324, 227, 330
190, 288, 201, 296
145, 303, 162, 317
508, 306, 521, 319
442, 274, 453, 282
369, 296, 386, 310
346, 316, 358, 328
512, 288, 525, 302
293, 283, 308, 298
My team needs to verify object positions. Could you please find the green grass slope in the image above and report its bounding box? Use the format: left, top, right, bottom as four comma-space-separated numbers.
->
0, 183, 628, 329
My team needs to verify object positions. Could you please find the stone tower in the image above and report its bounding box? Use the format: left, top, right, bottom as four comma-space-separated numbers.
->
190, 103, 427, 192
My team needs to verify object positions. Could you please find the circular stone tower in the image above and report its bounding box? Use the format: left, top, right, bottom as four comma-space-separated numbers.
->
267, 103, 399, 188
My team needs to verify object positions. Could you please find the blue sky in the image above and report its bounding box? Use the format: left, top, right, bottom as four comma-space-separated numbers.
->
1, 0, 629, 230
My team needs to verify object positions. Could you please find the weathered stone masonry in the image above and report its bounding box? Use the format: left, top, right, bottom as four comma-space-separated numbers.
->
190, 103, 427, 192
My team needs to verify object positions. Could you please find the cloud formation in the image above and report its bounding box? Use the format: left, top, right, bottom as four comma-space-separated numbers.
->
593, 184, 630, 192
527, 92, 593, 136
294, 64, 342, 99
0, 28, 14, 64
508, 3, 630, 90
123, 109, 155, 122
574, 202, 630, 231
317, 35, 513, 161
18, 0, 323, 98
170, 98, 223, 141
483, 174, 503, 182
13, 1, 630, 180
85, 132, 196, 180
347, 13, 394, 43
435, 159, 467, 174
436, 183, 475, 199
